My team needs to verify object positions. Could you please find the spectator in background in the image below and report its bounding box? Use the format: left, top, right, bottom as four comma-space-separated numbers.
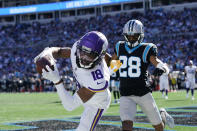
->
0, 8, 197, 92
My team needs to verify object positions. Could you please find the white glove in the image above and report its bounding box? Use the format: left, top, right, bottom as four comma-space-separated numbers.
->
34, 47, 56, 64
42, 65, 61, 84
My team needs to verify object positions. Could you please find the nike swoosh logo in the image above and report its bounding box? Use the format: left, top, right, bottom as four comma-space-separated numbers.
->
97, 82, 104, 85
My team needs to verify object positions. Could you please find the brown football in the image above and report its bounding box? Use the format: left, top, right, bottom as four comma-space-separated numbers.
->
35, 55, 55, 75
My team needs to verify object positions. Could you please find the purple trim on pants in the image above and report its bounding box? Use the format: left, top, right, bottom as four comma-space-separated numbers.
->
90, 109, 104, 131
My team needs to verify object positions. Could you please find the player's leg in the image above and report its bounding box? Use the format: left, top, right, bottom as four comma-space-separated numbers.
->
137, 93, 174, 131
114, 82, 120, 103
164, 82, 169, 99
165, 89, 168, 99
111, 80, 117, 103
116, 90, 120, 101
159, 82, 164, 98
115, 81, 120, 102
185, 81, 190, 98
161, 89, 164, 98
120, 96, 137, 131
172, 84, 175, 92
135, 93, 164, 131
113, 90, 117, 103
76, 106, 104, 131
191, 81, 195, 100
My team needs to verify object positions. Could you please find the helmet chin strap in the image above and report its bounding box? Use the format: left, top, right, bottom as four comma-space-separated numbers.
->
79, 56, 99, 69
79, 61, 92, 69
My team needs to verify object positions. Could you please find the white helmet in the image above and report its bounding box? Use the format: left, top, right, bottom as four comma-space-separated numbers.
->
123, 19, 144, 47
189, 60, 193, 66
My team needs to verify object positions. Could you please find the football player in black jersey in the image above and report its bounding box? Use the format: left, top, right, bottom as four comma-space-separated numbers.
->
105, 20, 174, 131
110, 71, 120, 103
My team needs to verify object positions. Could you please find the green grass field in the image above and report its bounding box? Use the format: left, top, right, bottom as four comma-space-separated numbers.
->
0, 90, 197, 130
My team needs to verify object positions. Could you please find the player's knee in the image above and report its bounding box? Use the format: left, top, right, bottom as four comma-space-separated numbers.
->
153, 122, 164, 131
122, 120, 133, 131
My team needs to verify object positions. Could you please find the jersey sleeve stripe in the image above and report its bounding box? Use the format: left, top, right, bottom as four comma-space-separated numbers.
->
88, 81, 108, 92
90, 109, 104, 131
115, 42, 121, 56
143, 43, 154, 63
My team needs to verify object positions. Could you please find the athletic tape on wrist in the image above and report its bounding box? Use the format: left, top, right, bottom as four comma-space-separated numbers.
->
156, 63, 169, 74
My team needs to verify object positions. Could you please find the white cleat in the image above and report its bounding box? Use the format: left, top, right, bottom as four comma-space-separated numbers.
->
192, 97, 195, 100
165, 96, 168, 100
160, 108, 175, 128
186, 94, 189, 98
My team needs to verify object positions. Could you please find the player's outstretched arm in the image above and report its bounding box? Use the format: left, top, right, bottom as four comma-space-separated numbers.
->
51, 47, 71, 59
42, 64, 83, 111
34, 47, 71, 64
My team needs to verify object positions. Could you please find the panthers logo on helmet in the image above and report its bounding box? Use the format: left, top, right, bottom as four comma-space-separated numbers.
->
123, 19, 144, 48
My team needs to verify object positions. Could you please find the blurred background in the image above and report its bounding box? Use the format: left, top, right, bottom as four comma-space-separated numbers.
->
0, 0, 196, 93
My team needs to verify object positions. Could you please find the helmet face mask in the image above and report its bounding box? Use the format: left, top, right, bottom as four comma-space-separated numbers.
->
76, 31, 108, 69
77, 45, 99, 68
123, 20, 144, 48
124, 33, 141, 46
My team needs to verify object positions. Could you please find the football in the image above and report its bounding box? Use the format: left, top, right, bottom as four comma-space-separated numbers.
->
35, 55, 55, 75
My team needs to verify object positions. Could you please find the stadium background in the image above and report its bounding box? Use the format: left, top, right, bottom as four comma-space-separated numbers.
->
0, 0, 197, 130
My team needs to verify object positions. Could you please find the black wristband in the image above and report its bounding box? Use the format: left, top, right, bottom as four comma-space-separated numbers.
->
54, 79, 63, 85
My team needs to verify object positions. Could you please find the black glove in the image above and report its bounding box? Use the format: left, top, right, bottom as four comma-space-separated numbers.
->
153, 68, 164, 76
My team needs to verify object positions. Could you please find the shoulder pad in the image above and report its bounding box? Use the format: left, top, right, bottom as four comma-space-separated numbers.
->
142, 43, 155, 63
115, 41, 125, 56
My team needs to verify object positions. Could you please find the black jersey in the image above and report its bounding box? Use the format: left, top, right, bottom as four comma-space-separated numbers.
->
115, 41, 157, 96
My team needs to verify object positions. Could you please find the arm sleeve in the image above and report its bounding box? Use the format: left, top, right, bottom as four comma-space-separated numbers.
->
55, 83, 83, 111
148, 44, 158, 56
114, 41, 121, 57
147, 44, 158, 63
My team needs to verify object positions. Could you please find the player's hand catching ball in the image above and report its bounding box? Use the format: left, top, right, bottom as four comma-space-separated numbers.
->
42, 64, 61, 84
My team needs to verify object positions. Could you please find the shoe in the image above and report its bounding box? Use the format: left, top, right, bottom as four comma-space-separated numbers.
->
160, 108, 175, 128
186, 94, 189, 98
165, 96, 168, 100
192, 96, 195, 100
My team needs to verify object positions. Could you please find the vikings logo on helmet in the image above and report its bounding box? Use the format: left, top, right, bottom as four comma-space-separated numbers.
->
123, 19, 144, 48
76, 31, 108, 69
